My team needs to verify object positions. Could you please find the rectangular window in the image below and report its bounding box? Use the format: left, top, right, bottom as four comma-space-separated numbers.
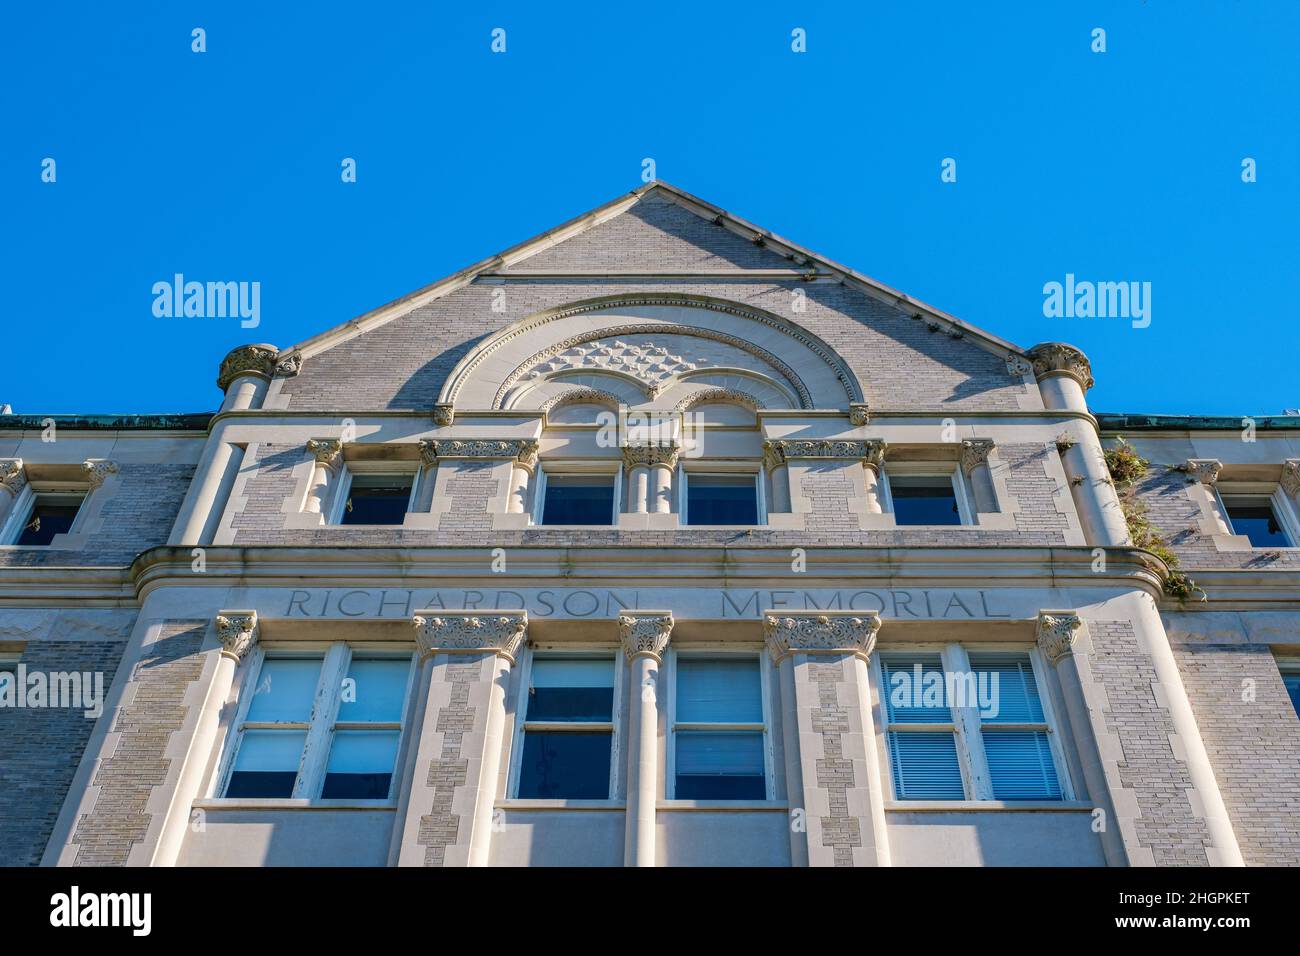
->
879, 647, 1066, 801
1220, 494, 1293, 548
338, 473, 414, 526
887, 474, 963, 526
684, 474, 759, 526
673, 656, 768, 799
516, 657, 616, 798
223, 647, 413, 801
539, 474, 616, 526
12, 492, 86, 546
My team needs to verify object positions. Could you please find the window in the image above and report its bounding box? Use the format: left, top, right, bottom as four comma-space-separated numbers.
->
8, 492, 85, 546
879, 646, 1067, 801
1220, 494, 1294, 548
887, 474, 963, 526
538, 473, 617, 525
672, 656, 768, 799
330, 471, 415, 526
683, 473, 760, 526
1280, 662, 1300, 719
222, 646, 413, 800
516, 656, 617, 798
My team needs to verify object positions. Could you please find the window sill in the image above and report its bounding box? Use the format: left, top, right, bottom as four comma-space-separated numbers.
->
496, 799, 626, 811
656, 800, 788, 812
884, 800, 1093, 812
193, 798, 398, 812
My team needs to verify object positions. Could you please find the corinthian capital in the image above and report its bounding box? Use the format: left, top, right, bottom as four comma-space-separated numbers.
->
423, 439, 539, 465
306, 438, 343, 466
0, 459, 26, 497
215, 610, 259, 662
217, 344, 280, 391
1282, 460, 1300, 498
432, 403, 455, 427
82, 459, 119, 489
960, 439, 995, 475
619, 612, 674, 662
1186, 458, 1222, 485
848, 402, 871, 427
763, 611, 881, 663
763, 439, 887, 466
1036, 611, 1082, 665
1026, 342, 1094, 391
411, 610, 528, 663
621, 442, 680, 469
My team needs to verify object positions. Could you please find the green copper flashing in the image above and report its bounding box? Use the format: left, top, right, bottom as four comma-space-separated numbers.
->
0, 413, 214, 432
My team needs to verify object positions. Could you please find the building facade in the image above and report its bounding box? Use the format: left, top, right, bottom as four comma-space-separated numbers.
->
2, 182, 1298, 867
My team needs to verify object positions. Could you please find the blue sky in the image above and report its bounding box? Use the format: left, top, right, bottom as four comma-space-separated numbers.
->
3, 2, 1296, 416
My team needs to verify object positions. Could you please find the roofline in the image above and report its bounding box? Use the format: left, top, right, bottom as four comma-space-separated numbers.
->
1096, 412, 1300, 432
0, 412, 214, 432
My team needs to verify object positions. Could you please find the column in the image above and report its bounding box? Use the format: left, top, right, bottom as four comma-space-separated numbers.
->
393, 611, 527, 867
1283, 460, 1300, 513
860, 441, 886, 514
622, 446, 652, 514
1028, 343, 1130, 546
1034, 612, 1128, 867
303, 439, 342, 517
764, 611, 888, 867
1188, 459, 1231, 534
0, 458, 27, 531
619, 611, 673, 867
649, 444, 679, 514
215, 343, 280, 413
412, 440, 439, 513
960, 439, 997, 514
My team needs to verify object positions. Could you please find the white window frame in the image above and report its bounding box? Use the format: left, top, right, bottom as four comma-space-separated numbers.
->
665, 646, 775, 800
873, 642, 1073, 802
1278, 658, 1300, 718
508, 645, 624, 800
678, 467, 767, 527
1214, 483, 1300, 548
326, 463, 419, 526
214, 642, 418, 803
0, 482, 90, 546
880, 462, 974, 527
534, 462, 622, 527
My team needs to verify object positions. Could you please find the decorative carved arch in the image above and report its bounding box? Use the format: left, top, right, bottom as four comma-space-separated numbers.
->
538, 386, 625, 413
673, 388, 762, 413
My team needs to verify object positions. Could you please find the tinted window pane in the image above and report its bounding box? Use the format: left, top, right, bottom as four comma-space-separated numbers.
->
321, 730, 400, 799
890, 476, 961, 526
675, 732, 765, 799
542, 476, 614, 525
968, 655, 1043, 723
887, 730, 964, 799
15, 498, 82, 546
527, 658, 614, 721
881, 656, 953, 723
341, 475, 412, 525
687, 475, 757, 525
246, 659, 321, 723
227, 730, 306, 797
1222, 496, 1291, 547
517, 731, 611, 798
677, 659, 762, 722
983, 730, 1062, 800
1284, 674, 1300, 719
337, 659, 410, 723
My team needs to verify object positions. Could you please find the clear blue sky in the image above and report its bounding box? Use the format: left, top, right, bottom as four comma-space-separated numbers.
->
3, 2, 1296, 416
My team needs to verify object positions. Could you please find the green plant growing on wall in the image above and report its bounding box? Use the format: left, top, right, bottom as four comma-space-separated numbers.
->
1104, 438, 1206, 602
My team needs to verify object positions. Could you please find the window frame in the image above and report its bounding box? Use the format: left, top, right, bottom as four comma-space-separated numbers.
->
507, 645, 624, 801
873, 641, 1073, 803
1278, 658, 1300, 719
534, 462, 622, 527
1214, 483, 1300, 549
0, 482, 90, 546
879, 462, 974, 527
678, 467, 767, 527
666, 647, 775, 801
325, 463, 419, 527
214, 641, 418, 804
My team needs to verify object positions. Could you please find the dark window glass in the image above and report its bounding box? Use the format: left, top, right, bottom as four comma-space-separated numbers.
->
541, 475, 614, 525
226, 730, 307, 798
15, 496, 83, 546
1222, 496, 1291, 547
1284, 674, 1300, 719
675, 732, 766, 799
341, 475, 412, 525
321, 730, 400, 799
890, 476, 961, 526
686, 475, 758, 525
517, 732, 612, 798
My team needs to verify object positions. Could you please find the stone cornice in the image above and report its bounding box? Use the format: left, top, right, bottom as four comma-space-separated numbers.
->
619, 611, 674, 662
1035, 611, 1083, 665
621, 443, 681, 469
82, 459, 119, 489
960, 439, 995, 475
217, 344, 280, 391
0, 458, 26, 497
1186, 458, 1222, 485
420, 439, 539, 467
1026, 343, 1095, 392
214, 609, 260, 662
763, 611, 881, 663
411, 610, 528, 661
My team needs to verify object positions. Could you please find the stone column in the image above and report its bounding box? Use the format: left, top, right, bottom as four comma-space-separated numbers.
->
1188, 459, 1231, 534
0, 458, 27, 532
960, 439, 997, 514
413, 440, 439, 513
1029, 343, 1130, 546
860, 440, 886, 514
1283, 460, 1300, 513
1034, 612, 1128, 867
216, 344, 279, 413
619, 612, 673, 867
649, 444, 679, 514
506, 441, 538, 515
393, 611, 527, 867
621, 446, 652, 514
303, 439, 342, 517
764, 611, 888, 867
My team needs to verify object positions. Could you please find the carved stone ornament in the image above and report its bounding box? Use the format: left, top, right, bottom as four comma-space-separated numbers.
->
1036, 612, 1083, 665
214, 610, 259, 662
306, 438, 342, 466
674, 388, 761, 414
621, 442, 681, 469
423, 439, 539, 466
848, 402, 871, 427
432, 403, 455, 427
1006, 354, 1033, 377
1282, 459, 1300, 498
1026, 342, 1095, 391
1186, 458, 1222, 485
216, 344, 279, 391
764, 439, 887, 466
276, 351, 304, 377
0, 459, 26, 497
619, 612, 674, 662
411, 611, 528, 662
82, 459, 119, 489
763, 612, 881, 663
960, 439, 995, 475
